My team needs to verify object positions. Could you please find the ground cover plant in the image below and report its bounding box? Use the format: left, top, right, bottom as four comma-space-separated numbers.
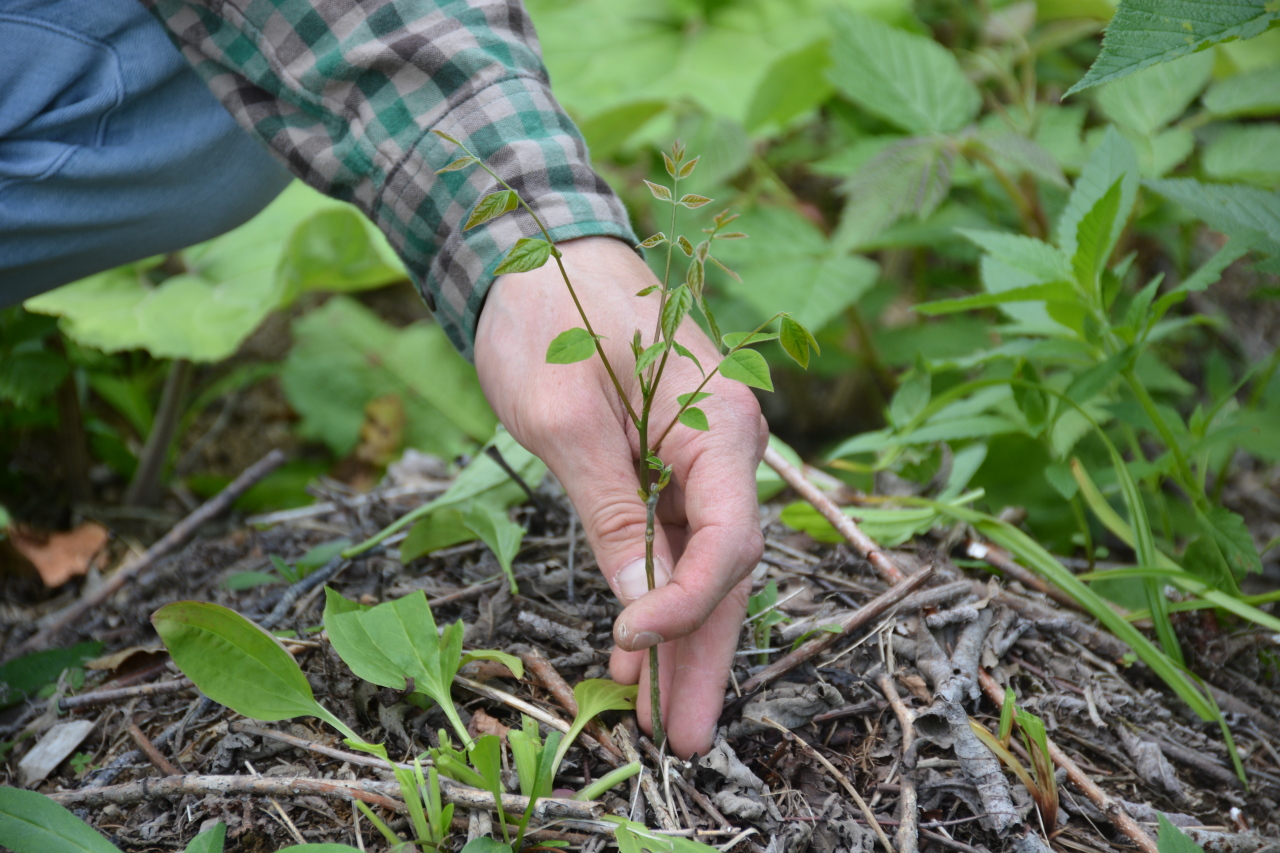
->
3, 0, 1280, 850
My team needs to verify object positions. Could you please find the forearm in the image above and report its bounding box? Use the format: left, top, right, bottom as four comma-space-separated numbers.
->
141, 0, 635, 357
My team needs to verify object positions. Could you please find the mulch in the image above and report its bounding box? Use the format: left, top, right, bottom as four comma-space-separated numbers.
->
2, 456, 1279, 853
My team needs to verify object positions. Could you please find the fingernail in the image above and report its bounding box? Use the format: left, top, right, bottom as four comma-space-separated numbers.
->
630, 631, 664, 650
615, 558, 669, 603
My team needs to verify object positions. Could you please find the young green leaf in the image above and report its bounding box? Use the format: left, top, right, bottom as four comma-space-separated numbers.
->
495, 238, 552, 275
634, 341, 665, 376
998, 687, 1016, 747
718, 349, 774, 392
677, 391, 712, 407
677, 156, 700, 179
676, 235, 694, 257
686, 257, 705, 295
153, 601, 356, 739
464, 190, 519, 230
779, 316, 819, 369
678, 407, 710, 431
1072, 179, 1126, 293
678, 194, 712, 209
463, 503, 525, 594
662, 151, 678, 178
0, 787, 121, 853
639, 232, 667, 249
635, 284, 660, 297
182, 823, 227, 853
550, 679, 638, 774
643, 180, 673, 202
436, 157, 477, 174
508, 715, 552, 799
401, 508, 476, 562
1157, 814, 1207, 853
546, 327, 597, 364
276, 845, 365, 852
661, 284, 693, 341
672, 341, 704, 376
431, 129, 462, 146
722, 331, 779, 348
460, 839, 513, 853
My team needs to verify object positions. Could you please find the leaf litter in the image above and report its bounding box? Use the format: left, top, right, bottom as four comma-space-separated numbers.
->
1, 450, 1278, 853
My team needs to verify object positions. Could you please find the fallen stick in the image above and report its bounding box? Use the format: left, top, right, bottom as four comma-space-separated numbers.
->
14, 449, 287, 656
977, 669, 1157, 853
50, 773, 603, 822
61, 678, 192, 711
877, 673, 919, 853
125, 718, 181, 777
737, 567, 932, 696
762, 444, 905, 584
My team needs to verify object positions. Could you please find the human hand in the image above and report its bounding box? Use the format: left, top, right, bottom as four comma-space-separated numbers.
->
474, 236, 768, 757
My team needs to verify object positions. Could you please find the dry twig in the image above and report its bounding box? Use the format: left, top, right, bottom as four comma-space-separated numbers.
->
877, 673, 919, 853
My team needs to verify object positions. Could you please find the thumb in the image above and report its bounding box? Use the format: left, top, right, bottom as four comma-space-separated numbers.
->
541, 434, 674, 652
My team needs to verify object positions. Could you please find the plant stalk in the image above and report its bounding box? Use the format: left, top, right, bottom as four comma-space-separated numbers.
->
124, 358, 193, 507
644, 484, 665, 749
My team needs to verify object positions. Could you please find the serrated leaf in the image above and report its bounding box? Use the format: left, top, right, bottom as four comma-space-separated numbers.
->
678, 194, 712, 209
718, 348, 773, 391
828, 8, 980, 135
1145, 178, 1280, 255
639, 232, 668, 249
746, 40, 833, 131
661, 284, 693, 341
1203, 66, 1280, 118
154, 601, 354, 738
888, 369, 930, 427
546, 327, 597, 364
1056, 127, 1139, 263
779, 316, 819, 369
677, 391, 712, 407
723, 331, 779, 348
915, 282, 1075, 315
644, 180, 673, 201
0, 787, 121, 853
676, 235, 694, 257
494, 237, 552, 275
834, 137, 954, 249
1073, 179, 1126, 291
1203, 125, 1280, 186
436, 156, 478, 173
1067, 0, 1280, 95
465, 190, 519, 230
672, 341, 703, 376
1095, 52, 1214, 136
678, 407, 710, 431
1199, 506, 1263, 579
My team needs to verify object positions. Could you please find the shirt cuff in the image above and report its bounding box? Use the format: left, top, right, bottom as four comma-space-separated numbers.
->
375, 75, 637, 361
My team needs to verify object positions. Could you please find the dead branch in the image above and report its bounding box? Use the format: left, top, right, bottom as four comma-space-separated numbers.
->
61, 678, 192, 711
878, 673, 919, 853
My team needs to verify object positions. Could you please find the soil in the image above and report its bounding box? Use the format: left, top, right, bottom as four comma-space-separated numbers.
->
2, 458, 1278, 853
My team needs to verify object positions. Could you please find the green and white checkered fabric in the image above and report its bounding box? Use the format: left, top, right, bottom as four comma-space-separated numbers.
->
144, 0, 636, 359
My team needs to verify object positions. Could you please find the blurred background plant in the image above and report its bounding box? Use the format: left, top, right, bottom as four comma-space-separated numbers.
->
4, 0, 1278, 684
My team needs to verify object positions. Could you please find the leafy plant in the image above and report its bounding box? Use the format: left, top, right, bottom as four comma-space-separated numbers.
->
745, 579, 791, 664
970, 700, 1059, 834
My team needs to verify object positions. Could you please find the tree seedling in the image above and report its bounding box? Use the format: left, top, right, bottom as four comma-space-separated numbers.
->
433, 135, 818, 746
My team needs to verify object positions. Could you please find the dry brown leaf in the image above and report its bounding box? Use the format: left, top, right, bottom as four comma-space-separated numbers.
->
9, 522, 109, 588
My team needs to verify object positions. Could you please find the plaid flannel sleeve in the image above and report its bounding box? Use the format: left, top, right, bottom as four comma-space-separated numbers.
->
143, 0, 637, 359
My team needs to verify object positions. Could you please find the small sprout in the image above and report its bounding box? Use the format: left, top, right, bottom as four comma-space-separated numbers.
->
711, 209, 740, 228
646, 455, 664, 469
465, 189, 519, 230
436, 156, 477, 173
676, 235, 694, 256
431, 128, 462, 145
678, 193, 712, 209
635, 284, 660, 297
677, 156, 699, 179
634, 341, 665, 375
672, 139, 686, 161
644, 180, 673, 201
662, 151, 678, 178
639, 232, 668, 248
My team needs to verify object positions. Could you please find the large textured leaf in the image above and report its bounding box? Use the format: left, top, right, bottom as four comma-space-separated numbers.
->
1072, 180, 1126, 291
828, 8, 980, 134
1145, 178, 1280, 256
24, 183, 402, 362
713, 206, 878, 333
1067, 0, 1280, 95
1203, 66, 1280, 118
834, 138, 955, 249
746, 39, 833, 131
0, 787, 120, 853
153, 602, 355, 738
1095, 52, 1214, 136
280, 297, 495, 458
1056, 127, 1140, 263
1203, 125, 1280, 186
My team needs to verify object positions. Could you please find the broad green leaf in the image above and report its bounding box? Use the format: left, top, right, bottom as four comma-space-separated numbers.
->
182, 823, 226, 853
1203, 125, 1280, 186
24, 183, 400, 362
401, 508, 476, 562
0, 641, 102, 708
661, 284, 693, 341
508, 715, 551, 799
1056, 128, 1139, 265
746, 40, 833, 131
0, 787, 121, 853
280, 297, 495, 458
495, 238, 553, 275
463, 503, 525, 594
644, 180, 673, 201
276, 846, 365, 852
1145, 178, 1280, 256
678, 407, 710, 431
153, 601, 355, 739
672, 341, 703, 376
714, 206, 878, 332
1095, 52, 1214, 136
1198, 506, 1263, 579
677, 391, 712, 407
779, 316, 819, 369
412, 427, 547, 518
1203, 66, 1280, 118
828, 9, 979, 134
718, 349, 774, 392
779, 501, 946, 548
465, 190, 519, 230
958, 230, 1073, 282
578, 100, 667, 158
551, 679, 637, 774
1072, 179, 1126, 291
546, 327, 597, 364
722, 331, 779, 348
634, 341, 666, 377
835, 138, 954, 249
1157, 814, 1208, 853
460, 839, 513, 853
1066, 0, 1280, 95
889, 368, 931, 428
0, 351, 68, 409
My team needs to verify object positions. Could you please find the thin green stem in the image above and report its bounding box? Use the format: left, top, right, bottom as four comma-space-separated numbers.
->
575, 761, 641, 801
1123, 369, 1206, 511
644, 485, 665, 750
967, 145, 1044, 238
